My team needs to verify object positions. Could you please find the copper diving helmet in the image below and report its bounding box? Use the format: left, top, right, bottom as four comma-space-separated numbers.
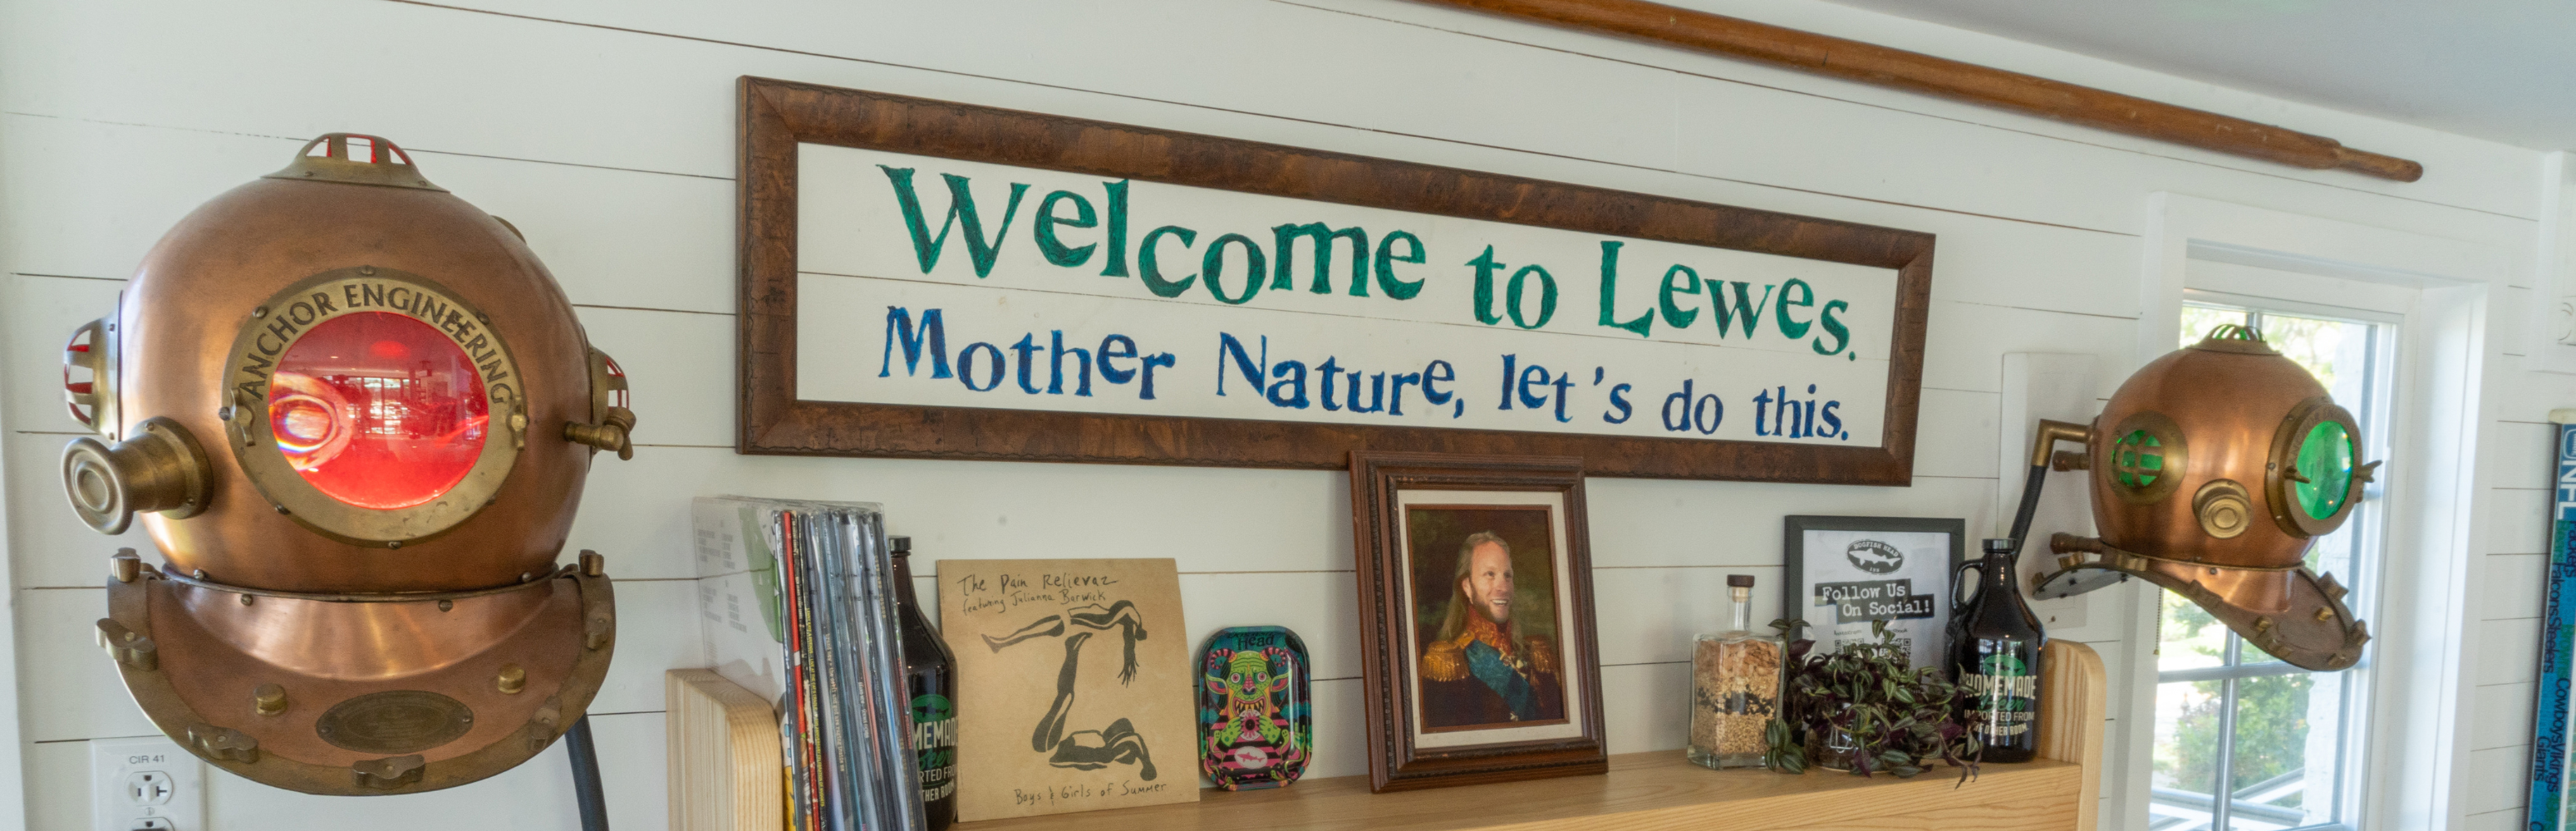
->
2028, 325, 2372, 671
59, 134, 639, 794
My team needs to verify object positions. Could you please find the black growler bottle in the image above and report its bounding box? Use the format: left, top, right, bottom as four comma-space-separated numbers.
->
889, 536, 958, 830
1951, 538, 2044, 763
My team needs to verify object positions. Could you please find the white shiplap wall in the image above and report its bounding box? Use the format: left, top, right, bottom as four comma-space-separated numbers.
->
0, 1, 2563, 829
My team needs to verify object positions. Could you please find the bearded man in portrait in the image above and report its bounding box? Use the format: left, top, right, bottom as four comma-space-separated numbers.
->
1420, 531, 1566, 728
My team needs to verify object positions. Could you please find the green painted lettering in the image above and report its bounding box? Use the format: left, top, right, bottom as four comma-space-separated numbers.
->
1138, 225, 1198, 297
1033, 190, 1098, 268
1269, 223, 1369, 295
1595, 241, 1651, 337
878, 165, 1031, 278
1374, 230, 1426, 300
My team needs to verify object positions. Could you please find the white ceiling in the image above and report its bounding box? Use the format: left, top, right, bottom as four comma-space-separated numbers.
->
1819, 0, 2576, 151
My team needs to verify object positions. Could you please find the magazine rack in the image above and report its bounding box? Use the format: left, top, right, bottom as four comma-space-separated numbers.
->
669, 642, 2107, 831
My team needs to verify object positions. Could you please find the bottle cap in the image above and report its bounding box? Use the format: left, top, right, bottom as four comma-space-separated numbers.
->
889, 535, 912, 555
1726, 574, 1755, 588
1983, 538, 2015, 554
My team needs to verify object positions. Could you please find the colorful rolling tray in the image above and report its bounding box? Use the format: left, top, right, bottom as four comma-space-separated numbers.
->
1197, 626, 1314, 789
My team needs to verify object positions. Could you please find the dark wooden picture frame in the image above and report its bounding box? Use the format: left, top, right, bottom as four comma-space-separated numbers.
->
1782, 515, 1968, 673
1349, 451, 1605, 792
737, 76, 1937, 483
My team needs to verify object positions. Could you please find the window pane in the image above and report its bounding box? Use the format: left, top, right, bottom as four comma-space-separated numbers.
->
2160, 590, 2227, 672
2181, 305, 2248, 349
2258, 313, 2368, 400
2153, 679, 2224, 829
2226, 672, 2338, 829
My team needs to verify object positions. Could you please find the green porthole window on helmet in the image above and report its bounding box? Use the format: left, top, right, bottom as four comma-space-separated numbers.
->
2105, 411, 2186, 505
2266, 396, 2368, 538
2293, 420, 2357, 520
2114, 429, 2166, 489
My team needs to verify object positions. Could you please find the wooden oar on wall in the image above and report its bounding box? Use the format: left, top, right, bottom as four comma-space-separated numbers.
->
1410, 0, 2426, 182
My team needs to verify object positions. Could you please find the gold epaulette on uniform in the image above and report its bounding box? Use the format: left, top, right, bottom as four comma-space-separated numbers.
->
1526, 635, 1559, 676
1422, 635, 1470, 681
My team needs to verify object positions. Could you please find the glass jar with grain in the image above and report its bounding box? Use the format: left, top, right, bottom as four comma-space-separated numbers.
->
1688, 574, 1781, 770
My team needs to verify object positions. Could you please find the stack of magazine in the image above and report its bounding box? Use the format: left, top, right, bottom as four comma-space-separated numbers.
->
691, 496, 924, 831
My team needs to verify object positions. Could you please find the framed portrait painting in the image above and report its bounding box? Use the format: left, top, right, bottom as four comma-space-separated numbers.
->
1782, 515, 1967, 676
1349, 452, 1605, 793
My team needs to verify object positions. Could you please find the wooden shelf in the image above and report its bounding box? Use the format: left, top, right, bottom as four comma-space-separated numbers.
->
959, 641, 2107, 831
670, 642, 2107, 831
961, 753, 2084, 831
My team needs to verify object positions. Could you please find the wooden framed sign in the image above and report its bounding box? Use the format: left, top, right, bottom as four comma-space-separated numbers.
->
738, 76, 1934, 483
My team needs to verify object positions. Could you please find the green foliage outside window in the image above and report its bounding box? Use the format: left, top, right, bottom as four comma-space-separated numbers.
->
2165, 676, 2313, 807
2154, 593, 2311, 807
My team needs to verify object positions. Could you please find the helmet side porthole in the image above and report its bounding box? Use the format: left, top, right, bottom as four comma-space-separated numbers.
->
563, 347, 637, 461
2106, 410, 2187, 506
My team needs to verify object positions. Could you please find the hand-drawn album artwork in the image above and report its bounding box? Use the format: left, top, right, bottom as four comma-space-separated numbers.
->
938, 558, 1196, 820
1197, 626, 1314, 790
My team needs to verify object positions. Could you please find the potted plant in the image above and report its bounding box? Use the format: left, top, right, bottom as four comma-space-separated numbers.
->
1762, 619, 1982, 782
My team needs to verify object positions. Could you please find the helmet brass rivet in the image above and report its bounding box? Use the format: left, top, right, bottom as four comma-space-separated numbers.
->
519, 572, 533, 583
238, 593, 253, 606
253, 684, 288, 716
273, 504, 289, 514
252, 307, 268, 318
437, 600, 453, 612
496, 664, 526, 696
193, 569, 207, 580
359, 265, 376, 276
387, 541, 401, 550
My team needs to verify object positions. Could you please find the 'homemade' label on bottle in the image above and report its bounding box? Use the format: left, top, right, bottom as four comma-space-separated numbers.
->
1961, 642, 2036, 740
913, 694, 957, 801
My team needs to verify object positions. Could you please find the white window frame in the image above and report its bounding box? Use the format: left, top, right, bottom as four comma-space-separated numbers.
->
2127, 194, 2505, 831
0, 313, 20, 828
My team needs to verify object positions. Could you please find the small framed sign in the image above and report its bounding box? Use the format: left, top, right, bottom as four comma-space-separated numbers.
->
1782, 515, 1967, 674
737, 77, 1934, 483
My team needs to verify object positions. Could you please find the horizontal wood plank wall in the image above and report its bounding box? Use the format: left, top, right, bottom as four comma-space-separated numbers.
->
0, 0, 2553, 829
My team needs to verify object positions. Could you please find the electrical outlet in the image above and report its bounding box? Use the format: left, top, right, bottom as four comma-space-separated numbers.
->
91, 737, 203, 831
128, 771, 174, 805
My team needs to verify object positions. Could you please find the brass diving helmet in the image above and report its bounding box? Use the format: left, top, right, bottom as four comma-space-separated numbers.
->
2028, 325, 2372, 671
60, 134, 638, 794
